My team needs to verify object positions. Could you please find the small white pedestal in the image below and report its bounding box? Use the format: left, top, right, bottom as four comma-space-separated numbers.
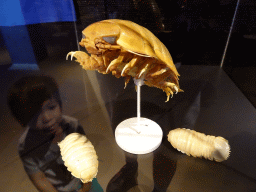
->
115, 117, 163, 154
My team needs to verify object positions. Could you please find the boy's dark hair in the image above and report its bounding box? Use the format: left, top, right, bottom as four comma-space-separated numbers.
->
7, 74, 62, 127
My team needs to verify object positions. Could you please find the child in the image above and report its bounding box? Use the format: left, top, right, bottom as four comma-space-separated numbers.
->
7, 74, 103, 192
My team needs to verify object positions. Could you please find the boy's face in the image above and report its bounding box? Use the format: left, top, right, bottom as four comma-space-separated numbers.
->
30, 98, 62, 132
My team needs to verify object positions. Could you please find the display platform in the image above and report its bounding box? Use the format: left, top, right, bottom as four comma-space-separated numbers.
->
115, 117, 163, 154
97, 65, 256, 191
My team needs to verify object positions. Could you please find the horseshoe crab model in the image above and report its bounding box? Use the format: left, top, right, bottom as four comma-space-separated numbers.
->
66, 19, 183, 102
167, 128, 231, 162
58, 133, 98, 183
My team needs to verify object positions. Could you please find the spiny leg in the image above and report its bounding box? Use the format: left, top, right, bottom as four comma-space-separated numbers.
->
144, 81, 174, 102
165, 70, 180, 87
145, 62, 169, 79
135, 58, 154, 79
106, 53, 125, 73
144, 78, 180, 102
120, 56, 138, 76
164, 87, 174, 102
138, 64, 149, 78
150, 67, 169, 77
163, 82, 179, 94
102, 50, 117, 68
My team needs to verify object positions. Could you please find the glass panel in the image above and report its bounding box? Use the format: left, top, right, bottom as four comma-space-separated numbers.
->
1, 0, 256, 191
222, 0, 256, 108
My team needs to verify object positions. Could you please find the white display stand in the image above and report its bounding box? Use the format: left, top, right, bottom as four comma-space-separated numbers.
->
115, 78, 163, 154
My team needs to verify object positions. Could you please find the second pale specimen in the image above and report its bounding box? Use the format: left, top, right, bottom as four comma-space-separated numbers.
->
167, 128, 230, 162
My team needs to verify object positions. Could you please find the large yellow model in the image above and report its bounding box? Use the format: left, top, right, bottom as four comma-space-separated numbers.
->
67, 19, 183, 101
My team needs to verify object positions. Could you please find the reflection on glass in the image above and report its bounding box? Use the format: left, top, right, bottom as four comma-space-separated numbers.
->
1, 0, 256, 191
7, 75, 103, 191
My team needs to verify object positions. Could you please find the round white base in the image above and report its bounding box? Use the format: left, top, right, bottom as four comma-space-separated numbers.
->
115, 117, 163, 154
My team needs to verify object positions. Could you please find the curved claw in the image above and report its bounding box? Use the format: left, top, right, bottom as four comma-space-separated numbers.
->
106, 60, 117, 73
124, 76, 131, 89
66, 51, 102, 71
174, 85, 179, 94
66, 51, 76, 61
165, 83, 179, 94
121, 63, 130, 76
150, 68, 168, 77
138, 64, 149, 78
162, 82, 179, 101
165, 82, 175, 87
165, 89, 173, 102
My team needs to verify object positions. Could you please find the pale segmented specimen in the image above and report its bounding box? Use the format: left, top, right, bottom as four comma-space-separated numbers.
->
66, 19, 183, 101
167, 128, 230, 162
58, 133, 98, 183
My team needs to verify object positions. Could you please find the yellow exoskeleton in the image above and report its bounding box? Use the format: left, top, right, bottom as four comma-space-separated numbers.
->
67, 19, 183, 101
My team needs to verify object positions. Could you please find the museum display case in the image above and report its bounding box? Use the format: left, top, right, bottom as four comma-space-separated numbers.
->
0, 0, 256, 191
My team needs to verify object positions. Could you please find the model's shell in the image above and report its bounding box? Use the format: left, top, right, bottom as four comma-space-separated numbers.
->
67, 19, 183, 101
84, 19, 179, 77
58, 133, 98, 183
167, 128, 230, 162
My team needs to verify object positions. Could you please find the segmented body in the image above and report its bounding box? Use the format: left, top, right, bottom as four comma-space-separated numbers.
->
167, 128, 230, 162
58, 133, 98, 183
66, 19, 183, 101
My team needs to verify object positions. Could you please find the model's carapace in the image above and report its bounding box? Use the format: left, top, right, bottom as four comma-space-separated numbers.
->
67, 19, 183, 101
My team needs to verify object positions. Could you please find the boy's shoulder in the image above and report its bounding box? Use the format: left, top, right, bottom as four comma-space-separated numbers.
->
17, 127, 30, 151
62, 115, 78, 123
61, 115, 84, 134
17, 115, 84, 154
17, 116, 77, 146
61, 115, 79, 128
